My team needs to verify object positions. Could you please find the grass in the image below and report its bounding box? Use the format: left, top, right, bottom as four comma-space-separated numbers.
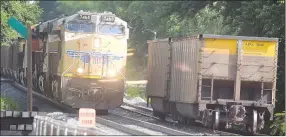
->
125, 85, 151, 104
0, 96, 19, 111
125, 86, 146, 100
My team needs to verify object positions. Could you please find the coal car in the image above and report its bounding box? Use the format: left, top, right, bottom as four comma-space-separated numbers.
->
146, 34, 279, 133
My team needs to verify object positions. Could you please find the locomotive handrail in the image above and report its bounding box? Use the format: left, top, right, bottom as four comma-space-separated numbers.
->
61, 52, 81, 77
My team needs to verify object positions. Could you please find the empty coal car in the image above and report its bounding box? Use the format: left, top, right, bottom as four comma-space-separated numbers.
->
146, 34, 279, 133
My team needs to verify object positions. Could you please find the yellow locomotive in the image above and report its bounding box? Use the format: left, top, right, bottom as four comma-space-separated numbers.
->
1, 11, 129, 113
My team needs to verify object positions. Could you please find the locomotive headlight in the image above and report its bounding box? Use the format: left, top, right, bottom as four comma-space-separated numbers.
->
107, 69, 117, 77
77, 68, 84, 74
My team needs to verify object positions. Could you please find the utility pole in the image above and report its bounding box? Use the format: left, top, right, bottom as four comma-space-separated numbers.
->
26, 24, 33, 111
142, 29, 157, 40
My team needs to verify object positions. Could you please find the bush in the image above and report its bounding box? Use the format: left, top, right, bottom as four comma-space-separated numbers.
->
0, 96, 19, 110
270, 111, 286, 136
125, 86, 146, 100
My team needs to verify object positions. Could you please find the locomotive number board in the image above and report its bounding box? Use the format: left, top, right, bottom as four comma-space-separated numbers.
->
101, 16, 115, 22
79, 14, 91, 20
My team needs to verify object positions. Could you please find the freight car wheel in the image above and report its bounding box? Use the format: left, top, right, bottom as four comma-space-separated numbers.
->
246, 110, 258, 134
153, 110, 166, 120
13, 71, 18, 82
9, 69, 13, 79
32, 71, 37, 89
17, 70, 21, 83
38, 75, 45, 94
212, 110, 220, 130
19, 71, 26, 86
252, 110, 258, 134
7, 69, 11, 79
3, 68, 7, 77
52, 79, 60, 101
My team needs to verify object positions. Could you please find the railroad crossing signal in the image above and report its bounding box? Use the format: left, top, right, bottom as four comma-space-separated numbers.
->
7, 16, 27, 39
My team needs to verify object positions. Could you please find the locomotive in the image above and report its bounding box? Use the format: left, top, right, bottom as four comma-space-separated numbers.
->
1, 11, 129, 113
146, 34, 279, 133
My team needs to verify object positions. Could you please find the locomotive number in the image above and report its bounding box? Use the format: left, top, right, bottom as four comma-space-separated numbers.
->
101, 16, 115, 22
79, 14, 91, 20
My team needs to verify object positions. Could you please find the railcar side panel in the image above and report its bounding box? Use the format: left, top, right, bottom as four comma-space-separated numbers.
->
240, 40, 277, 82
201, 38, 237, 80
169, 37, 201, 103
146, 39, 170, 98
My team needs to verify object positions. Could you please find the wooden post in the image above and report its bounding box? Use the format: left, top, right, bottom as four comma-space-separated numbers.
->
26, 24, 33, 111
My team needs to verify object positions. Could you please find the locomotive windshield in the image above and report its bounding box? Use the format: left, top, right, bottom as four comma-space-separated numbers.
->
65, 21, 94, 33
98, 24, 125, 35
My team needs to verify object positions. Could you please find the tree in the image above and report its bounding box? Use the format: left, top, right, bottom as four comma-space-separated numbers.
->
54, 1, 285, 93
210, 1, 285, 113
1, 1, 42, 46
39, 1, 61, 22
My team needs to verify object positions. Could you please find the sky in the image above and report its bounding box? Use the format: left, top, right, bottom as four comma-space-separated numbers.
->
28, 1, 35, 4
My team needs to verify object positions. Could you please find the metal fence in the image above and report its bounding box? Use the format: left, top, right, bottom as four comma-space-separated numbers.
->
0, 111, 108, 136
33, 113, 106, 136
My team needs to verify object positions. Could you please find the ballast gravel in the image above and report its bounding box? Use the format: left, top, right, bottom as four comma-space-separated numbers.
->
111, 104, 219, 136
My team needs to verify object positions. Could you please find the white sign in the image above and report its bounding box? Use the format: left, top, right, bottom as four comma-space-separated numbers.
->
79, 108, 96, 128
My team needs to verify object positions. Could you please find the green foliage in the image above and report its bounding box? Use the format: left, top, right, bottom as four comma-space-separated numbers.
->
0, 1, 42, 46
270, 112, 286, 136
0, 96, 19, 110
125, 86, 146, 101
39, 1, 61, 22
211, 0, 285, 113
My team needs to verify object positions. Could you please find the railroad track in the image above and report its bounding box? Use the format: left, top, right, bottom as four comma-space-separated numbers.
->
119, 103, 219, 136
0, 78, 206, 135
121, 100, 268, 136
1, 78, 268, 136
0, 78, 128, 135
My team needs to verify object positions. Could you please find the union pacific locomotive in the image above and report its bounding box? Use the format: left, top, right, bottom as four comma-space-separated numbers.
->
1, 11, 129, 113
